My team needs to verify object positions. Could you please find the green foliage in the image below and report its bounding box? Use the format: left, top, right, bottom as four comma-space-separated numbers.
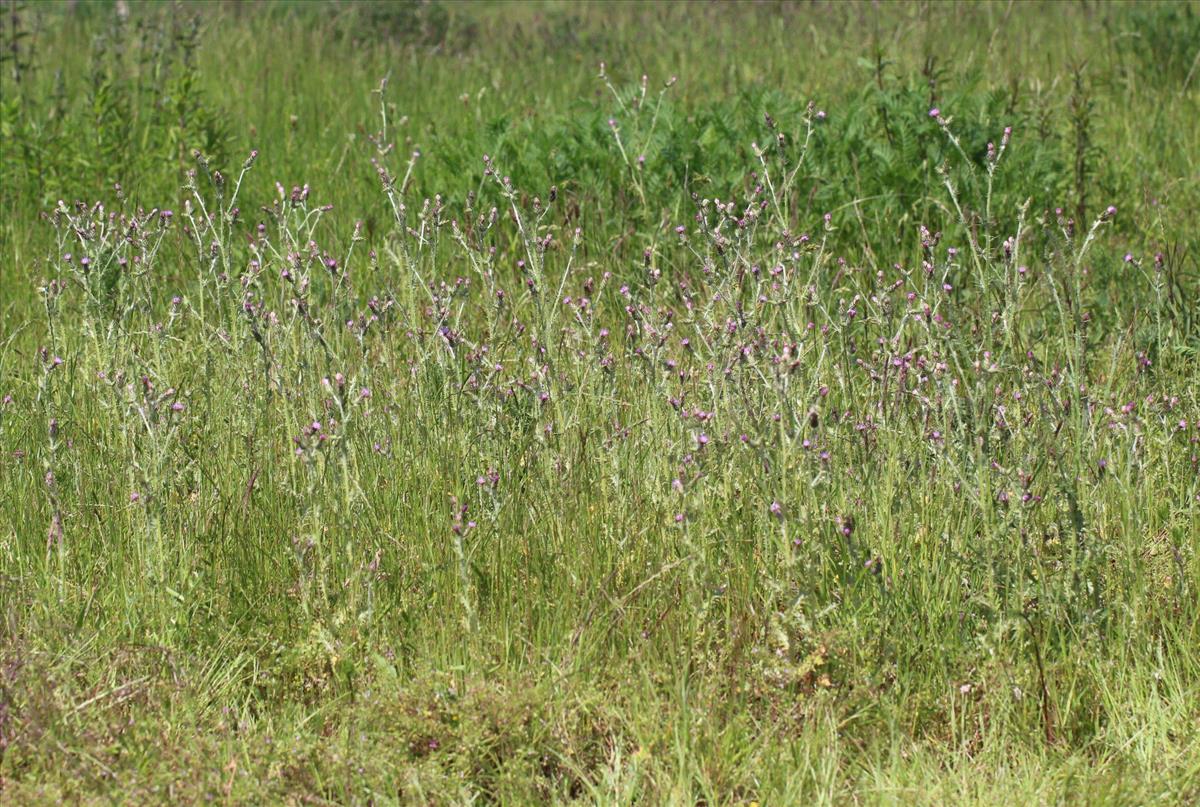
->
1107, 1, 1200, 87
0, 5, 230, 208
1, 2, 1198, 804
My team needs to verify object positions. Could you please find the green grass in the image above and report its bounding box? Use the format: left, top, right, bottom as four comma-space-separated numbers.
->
1, 1, 1199, 803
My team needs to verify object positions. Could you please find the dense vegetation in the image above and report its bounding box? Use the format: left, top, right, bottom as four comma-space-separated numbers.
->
1, 1, 1198, 803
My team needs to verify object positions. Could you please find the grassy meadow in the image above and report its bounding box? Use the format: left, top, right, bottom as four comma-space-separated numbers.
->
1, 0, 1199, 803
